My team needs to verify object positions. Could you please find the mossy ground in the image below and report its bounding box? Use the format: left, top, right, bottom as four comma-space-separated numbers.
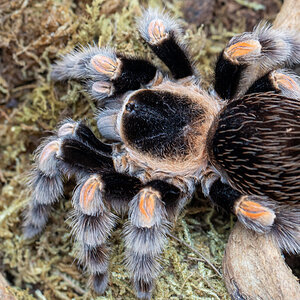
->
0, 0, 280, 299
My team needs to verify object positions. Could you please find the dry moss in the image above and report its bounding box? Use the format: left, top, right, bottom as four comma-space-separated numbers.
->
0, 0, 280, 299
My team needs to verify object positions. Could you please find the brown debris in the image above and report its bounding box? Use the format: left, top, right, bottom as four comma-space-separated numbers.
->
0, 0, 78, 101
183, 0, 216, 26
213, 0, 281, 31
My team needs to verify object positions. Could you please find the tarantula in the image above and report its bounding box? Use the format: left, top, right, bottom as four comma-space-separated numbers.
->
23, 9, 300, 299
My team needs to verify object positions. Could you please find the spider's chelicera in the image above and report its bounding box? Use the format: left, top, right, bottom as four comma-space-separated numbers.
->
23, 9, 300, 299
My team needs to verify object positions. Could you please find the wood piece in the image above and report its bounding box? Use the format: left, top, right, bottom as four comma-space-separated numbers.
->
223, 222, 300, 300
0, 273, 16, 300
273, 0, 300, 31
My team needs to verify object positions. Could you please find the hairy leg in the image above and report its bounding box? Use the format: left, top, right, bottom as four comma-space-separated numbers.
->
245, 69, 300, 99
51, 47, 160, 102
71, 171, 143, 294
201, 170, 300, 254
23, 120, 114, 238
214, 24, 300, 99
138, 9, 195, 79
123, 180, 181, 299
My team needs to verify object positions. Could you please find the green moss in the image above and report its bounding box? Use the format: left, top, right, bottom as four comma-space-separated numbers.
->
0, 0, 279, 299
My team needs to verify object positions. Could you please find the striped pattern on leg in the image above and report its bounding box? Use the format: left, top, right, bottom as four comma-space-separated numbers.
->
71, 174, 117, 294
23, 137, 64, 238
123, 187, 170, 299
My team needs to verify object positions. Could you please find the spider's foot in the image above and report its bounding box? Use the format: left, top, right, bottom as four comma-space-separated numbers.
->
235, 195, 275, 233
72, 192, 115, 296
90, 272, 109, 295
23, 138, 64, 239
134, 278, 153, 300
23, 203, 52, 239
23, 223, 44, 239
138, 9, 193, 79
138, 9, 179, 45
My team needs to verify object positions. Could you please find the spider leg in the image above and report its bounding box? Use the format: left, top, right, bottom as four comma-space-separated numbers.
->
71, 172, 142, 294
201, 173, 300, 254
51, 47, 160, 102
202, 176, 275, 233
23, 165, 63, 238
138, 9, 195, 79
62, 119, 112, 155
123, 180, 181, 299
245, 69, 300, 99
215, 24, 300, 99
23, 120, 114, 238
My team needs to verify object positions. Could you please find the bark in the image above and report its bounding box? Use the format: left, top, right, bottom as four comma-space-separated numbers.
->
0, 273, 16, 300
223, 223, 300, 300
273, 0, 300, 31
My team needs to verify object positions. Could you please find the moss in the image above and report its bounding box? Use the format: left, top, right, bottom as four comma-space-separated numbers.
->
0, 0, 280, 299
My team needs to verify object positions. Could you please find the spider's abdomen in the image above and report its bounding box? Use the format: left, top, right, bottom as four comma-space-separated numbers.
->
209, 93, 300, 202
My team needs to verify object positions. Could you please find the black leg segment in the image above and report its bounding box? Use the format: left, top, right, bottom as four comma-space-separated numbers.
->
138, 9, 194, 79
214, 50, 247, 100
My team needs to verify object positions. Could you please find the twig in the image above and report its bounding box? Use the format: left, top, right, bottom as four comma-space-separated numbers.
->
234, 0, 265, 11
12, 83, 37, 93
56, 272, 86, 295
168, 233, 222, 278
